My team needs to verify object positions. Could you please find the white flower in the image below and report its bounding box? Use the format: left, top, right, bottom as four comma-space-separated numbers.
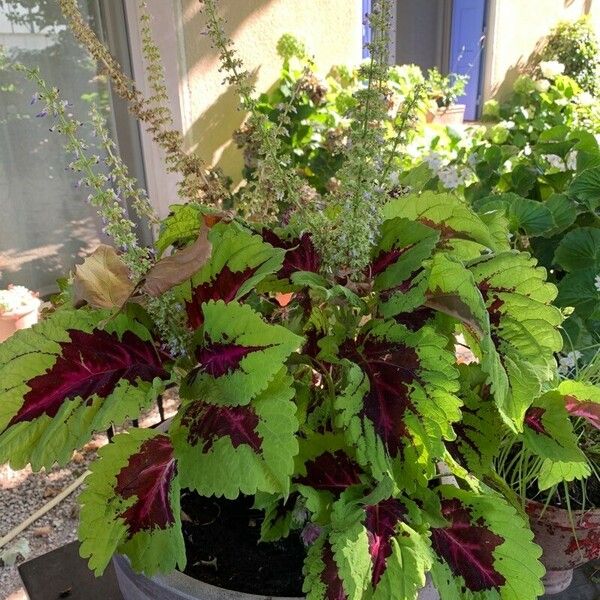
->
0, 285, 37, 314
543, 154, 566, 171
388, 171, 400, 186
577, 91, 594, 106
499, 119, 515, 130
558, 350, 583, 375
438, 165, 468, 190
540, 60, 565, 80
424, 152, 443, 173
566, 150, 578, 171
535, 79, 551, 92
595, 274, 600, 292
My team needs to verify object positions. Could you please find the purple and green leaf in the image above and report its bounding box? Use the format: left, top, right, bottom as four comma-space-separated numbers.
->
430, 486, 544, 599
182, 222, 285, 329
79, 429, 185, 576
336, 320, 460, 483
183, 300, 303, 406
172, 369, 298, 498
0, 310, 169, 470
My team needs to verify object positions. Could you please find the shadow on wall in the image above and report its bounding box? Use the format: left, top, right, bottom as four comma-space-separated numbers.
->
181, 0, 272, 183
186, 70, 259, 187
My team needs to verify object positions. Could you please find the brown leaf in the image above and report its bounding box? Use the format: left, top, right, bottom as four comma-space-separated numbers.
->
72, 245, 134, 309
141, 224, 212, 296
43, 485, 61, 498
32, 526, 52, 538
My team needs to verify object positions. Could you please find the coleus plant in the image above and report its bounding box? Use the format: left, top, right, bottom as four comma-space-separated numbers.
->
0, 189, 567, 599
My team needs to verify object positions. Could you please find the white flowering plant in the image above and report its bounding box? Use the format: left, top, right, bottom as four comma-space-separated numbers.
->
0, 285, 39, 315
408, 72, 600, 355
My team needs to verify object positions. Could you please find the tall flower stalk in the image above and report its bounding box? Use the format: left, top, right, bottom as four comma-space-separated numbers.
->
16, 64, 152, 279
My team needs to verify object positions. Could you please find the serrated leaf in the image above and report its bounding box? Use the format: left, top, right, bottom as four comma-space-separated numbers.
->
383, 191, 503, 251
522, 390, 586, 465
0, 310, 169, 469
329, 490, 432, 600
172, 370, 298, 498
556, 268, 600, 320
569, 166, 600, 210
430, 485, 544, 599
184, 223, 285, 328
371, 217, 439, 291
336, 321, 461, 484
303, 536, 348, 600
469, 252, 563, 423
554, 227, 600, 272
447, 368, 505, 476
184, 300, 303, 405
155, 203, 203, 256
72, 245, 134, 309
561, 379, 600, 429
78, 429, 185, 576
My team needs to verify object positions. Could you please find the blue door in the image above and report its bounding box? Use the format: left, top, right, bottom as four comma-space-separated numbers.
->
450, 0, 487, 120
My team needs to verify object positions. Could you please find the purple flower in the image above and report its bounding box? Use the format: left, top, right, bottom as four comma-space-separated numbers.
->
35, 109, 48, 118
30, 93, 39, 105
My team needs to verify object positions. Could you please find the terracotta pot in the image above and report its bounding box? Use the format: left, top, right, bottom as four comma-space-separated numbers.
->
0, 298, 41, 343
527, 499, 600, 595
113, 555, 439, 600
425, 104, 466, 126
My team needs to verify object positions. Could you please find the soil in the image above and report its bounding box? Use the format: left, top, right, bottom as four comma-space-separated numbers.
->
181, 492, 305, 597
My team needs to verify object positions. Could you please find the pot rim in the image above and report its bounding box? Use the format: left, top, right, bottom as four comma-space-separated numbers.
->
526, 498, 600, 528
114, 554, 303, 600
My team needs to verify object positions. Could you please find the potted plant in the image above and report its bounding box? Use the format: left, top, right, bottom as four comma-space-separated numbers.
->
495, 372, 600, 595
0, 1, 570, 599
0, 284, 41, 342
424, 68, 469, 125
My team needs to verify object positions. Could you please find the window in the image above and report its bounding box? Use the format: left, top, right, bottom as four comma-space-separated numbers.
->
0, 0, 147, 295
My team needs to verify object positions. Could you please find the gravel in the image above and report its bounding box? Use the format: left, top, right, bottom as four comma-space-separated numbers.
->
0, 393, 178, 599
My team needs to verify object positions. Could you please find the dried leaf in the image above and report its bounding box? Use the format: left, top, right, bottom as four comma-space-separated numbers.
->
33, 525, 52, 538
72, 245, 134, 309
142, 224, 212, 296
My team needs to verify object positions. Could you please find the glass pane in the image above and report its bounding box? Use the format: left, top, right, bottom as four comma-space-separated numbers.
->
0, 0, 116, 295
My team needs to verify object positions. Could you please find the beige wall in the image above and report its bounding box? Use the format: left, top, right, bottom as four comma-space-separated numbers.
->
483, 0, 600, 100
176, 0, 363, 184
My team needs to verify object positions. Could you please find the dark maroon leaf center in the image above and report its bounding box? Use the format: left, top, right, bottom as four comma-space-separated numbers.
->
115, 435, 176, 536
364, 498, 407, 586
369, 244, 415, 277
431, 498, 506, 591
320, 542, 348, 600
262, 230, 321, 279
342, 337, 420, 455
524, 407, 548, 436
295, 451, 361, 497
195, 342, 267, 378
185, 266, 256, 329
8, 329, 168, 429
182, 400, 262, 452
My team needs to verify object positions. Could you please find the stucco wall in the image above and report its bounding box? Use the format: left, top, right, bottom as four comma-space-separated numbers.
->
176, 0, 362, 183
483, 0, 600, 100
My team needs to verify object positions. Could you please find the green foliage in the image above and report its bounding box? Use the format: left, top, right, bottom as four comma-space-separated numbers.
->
1, 6, 593, 599
542, 17, 600, 95
425, 67, 469, 108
